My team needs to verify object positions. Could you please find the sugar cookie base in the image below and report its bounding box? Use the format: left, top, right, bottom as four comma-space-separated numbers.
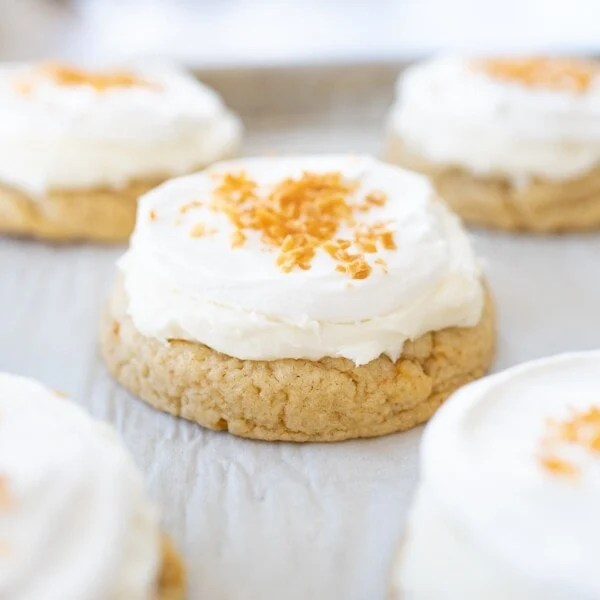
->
0, 178, 164, 243
0, 145, 238, 244
386, 134, 600, 232
100, 283, 495, 442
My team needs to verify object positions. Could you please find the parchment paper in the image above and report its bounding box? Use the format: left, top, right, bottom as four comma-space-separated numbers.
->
0, 63, 599, 600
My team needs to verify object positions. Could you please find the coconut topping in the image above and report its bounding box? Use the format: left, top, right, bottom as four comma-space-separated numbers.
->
476, 57, 599, 93
539, 407, 600, 476
14, 62, 160, 94
209, 170, 395, 279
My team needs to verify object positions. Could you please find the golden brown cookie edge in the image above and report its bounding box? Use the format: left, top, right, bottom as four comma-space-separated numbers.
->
100, 280, 495, 442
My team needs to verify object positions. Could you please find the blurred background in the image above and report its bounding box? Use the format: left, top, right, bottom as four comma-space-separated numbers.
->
0, 0, 598, 67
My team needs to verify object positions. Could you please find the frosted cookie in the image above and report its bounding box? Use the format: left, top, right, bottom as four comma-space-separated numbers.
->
101, 155, 495, 442
386, 56, 600, 232
0, 372, 185, 599
0, 62, 241, 242
392, 351, 600, 599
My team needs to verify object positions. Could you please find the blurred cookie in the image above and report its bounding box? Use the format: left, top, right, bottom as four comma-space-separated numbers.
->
387, 57, 600, 232
0, 372, 185, 599
393, 351, 600, 598
0, 62, 241, 242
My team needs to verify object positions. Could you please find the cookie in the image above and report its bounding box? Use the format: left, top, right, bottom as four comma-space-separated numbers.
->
102, 155, 495, 441
101, 281, 494, 442
0, 61, 241, 242
387, 56, 600, 232
393, 351, 600, 598
387, 137, 600, 232
0, 372, 185, 599
0, 177, 159, 242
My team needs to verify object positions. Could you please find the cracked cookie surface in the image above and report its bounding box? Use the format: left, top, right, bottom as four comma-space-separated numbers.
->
101, 284, 495, 442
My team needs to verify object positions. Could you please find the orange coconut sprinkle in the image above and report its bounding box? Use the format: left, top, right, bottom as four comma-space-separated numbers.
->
179, 200, 203, 214
476, 57, 599, 93
354, 222, 396, 253
540, 455, 578, 477
210, 170, 396, 278
15, 62, 160, 94
230, 229, 247, 248
539, 406, 600, 476
189, 223, 216, 238
357, 190, 388, 212
374, 257, 388, 273
552, 407, 600, 453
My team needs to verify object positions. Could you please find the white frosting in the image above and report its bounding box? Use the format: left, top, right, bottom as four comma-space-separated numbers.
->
389, 57, 600, 181
0, 63, 241, 195
119, 155, 484, 365
0, 373, 161, 600
396, 351, 600, 599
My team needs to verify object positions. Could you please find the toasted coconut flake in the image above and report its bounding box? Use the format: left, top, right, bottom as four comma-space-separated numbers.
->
540, 455, 578, 477
374, 257, 388, 273
212, 170, 397, 277
539, 406, 600, 476
476, 57, 599, 93
190, 223, 216, 238
190, 223, 205, 237
365, 190, 387, 206
14, 62, 161, 94
553, 407, 600, 453
231, 229, 246, 248
179, 200, 203, 214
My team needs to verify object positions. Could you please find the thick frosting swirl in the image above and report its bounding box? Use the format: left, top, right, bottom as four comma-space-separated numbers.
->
0, 62, 241, 195
396, 351, 600, 599
119, 155, 484, 365
389, 56, 600, 182
0, 373, 161, 600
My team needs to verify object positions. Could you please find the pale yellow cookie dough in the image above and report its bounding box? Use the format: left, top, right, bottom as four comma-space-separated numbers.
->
100, 283, 495, 442
0, 179, 164, 243
386, 135, 600, 232
158, 535, 185, 600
